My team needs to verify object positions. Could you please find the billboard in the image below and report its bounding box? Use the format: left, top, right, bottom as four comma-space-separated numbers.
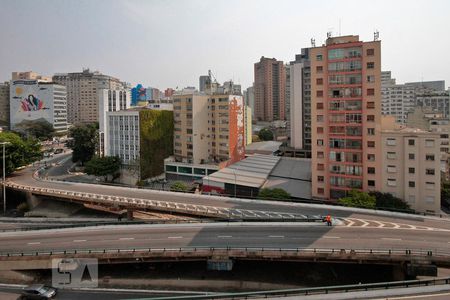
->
10, 80, 54, 131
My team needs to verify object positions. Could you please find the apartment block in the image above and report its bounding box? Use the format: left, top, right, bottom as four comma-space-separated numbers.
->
0, 82, 10, 129
172, 93, 245, 166
254, 57, 286, 121
53, 69, 125, 124
98, 88, 130, 156
311, 35, 382, 200
381, 122, 441, 214
105, 107, 173, 180
12, 71, 51, 82
10, 80, 68, 134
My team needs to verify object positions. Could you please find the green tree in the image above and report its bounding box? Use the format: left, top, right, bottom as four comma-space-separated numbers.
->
84, 156, 121, 182
14, 119, 55, 141
441, 181, 450, 209
170, 181, 189, 192
369, 191, 411, 211
258, 128, 274, 141
258, 188, 291, 200
338, 190, 376, 209
0, 132, 42, 175
68, 124, 98, 165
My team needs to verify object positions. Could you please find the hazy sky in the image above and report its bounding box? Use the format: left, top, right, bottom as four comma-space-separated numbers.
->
1, 0, 449, 90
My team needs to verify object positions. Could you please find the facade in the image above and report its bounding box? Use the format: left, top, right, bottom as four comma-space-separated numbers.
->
381, 125, 441, 214
245, 105, 252, 145
199, 75, 210, 92
311, 35, 382, 200
254, 57, 286, 121
105, 108, 173, 180
0, 82, 10, 129
415, 90, 450, 118
244, 86, 255, 119
98, 88, 130, 156
10, 80, 67, 134
12, 71, 51, 82
53, 69, 125, 124
164, 88, 175, 98
381, 71, 415, 123
172, 93, 245, 166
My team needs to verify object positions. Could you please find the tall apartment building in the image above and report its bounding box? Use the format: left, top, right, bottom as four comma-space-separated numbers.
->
98, 88, 130, 156
311, 35, 381, 200
381, 71, 415, 123
0, 82, 10, 129
199, 75, 210, 92
53, 69, 125, 124
10, 80, 68, 134
254, 57, 286, 121
286, 48, 312, 156
172, 93, 245, 166
381, 117, 441, 214
244, 86, 255, 119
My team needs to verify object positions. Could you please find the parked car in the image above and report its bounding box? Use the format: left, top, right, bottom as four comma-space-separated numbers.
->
20, 284, 57, 299
54, 148, 64, 154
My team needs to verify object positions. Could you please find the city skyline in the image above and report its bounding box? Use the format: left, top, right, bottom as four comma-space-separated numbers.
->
1, 0, 449, 90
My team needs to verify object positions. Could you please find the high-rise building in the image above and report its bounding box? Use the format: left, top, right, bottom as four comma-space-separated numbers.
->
12, 71, 51, 82
199, 75, 210, 92
311, 35, 381, 200
164, 88, 175, 98
98, 88, 130, 156
172, 93, 245, 166
381, 117, 441, 214
53, 69, 125, 124
244, 86, 255, 119
254, 57, 286, 121
286, 48, 312, 155
0, 82, 10, 129
10, 80, 68, 134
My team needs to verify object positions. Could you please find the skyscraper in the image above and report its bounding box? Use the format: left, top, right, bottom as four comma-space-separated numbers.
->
311, 35, 381, 200
254, 57, 286, 122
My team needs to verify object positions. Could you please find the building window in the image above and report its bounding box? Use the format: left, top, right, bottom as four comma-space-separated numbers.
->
316, 103, 324, 109
316, 78, 323, 85
317, 115, 324, 122
408, 139, 415, 146
317, 139, 324, 146
426, 168, 435, 175
316, 54, 323, 61
317, 127, 324, 134
316, 66, 323, 72
317, 164, 324, 171
387, 152, 396, 159
425, 140, 435, 147
409, 153, 415, 160
387, 179, 397, 187
317, 188, 324, 194
409, 181, 415, 188
367, 141, 375, 147
368, 180, 375, 187
387, 165, 396, 173
426, 154, 435, 161
367, 128, 375, 135
367, 154, 375, 161
368, 167, 375, 174
367, 62, 375, 69
367, 102, 375, 109
386, 138, 396, 146
367, 115, 375, 122
367, 88, 375, 96
426, 182, 435, 189
366, 48, 375, 56
317, 151, 324, 158
367, 75, 375, 83
408, 167, 415, 174
318, 176, 324, 182
316, 90, 324, 97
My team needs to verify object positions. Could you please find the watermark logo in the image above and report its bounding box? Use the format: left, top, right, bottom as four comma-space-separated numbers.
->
52, 258, 98, 288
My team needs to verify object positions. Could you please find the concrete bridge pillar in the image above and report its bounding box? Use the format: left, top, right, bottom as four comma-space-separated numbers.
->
127, 209, 134, 220
25, 192, 41, 209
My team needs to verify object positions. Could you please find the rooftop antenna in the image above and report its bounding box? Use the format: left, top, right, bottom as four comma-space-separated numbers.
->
311, 38, 316, 47
374, 30, 380, 41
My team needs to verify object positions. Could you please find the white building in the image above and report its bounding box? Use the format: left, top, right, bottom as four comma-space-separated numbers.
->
98, 89, 130, 156
9, 80, 67, 134
288, 61, 304, 149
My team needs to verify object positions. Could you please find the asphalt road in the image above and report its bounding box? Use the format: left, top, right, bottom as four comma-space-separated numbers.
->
0, 222, 449, 253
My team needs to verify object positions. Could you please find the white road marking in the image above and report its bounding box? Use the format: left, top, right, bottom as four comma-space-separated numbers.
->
360, 219, 370, 227
168, 236, 183, 239
386, 222, 400, 229
73, 239, 87, 243
119, 237, 134, 241
345, 218, 355, 227
27, 242, 41, 245
381, 238, 402, 241
323, 236, 340, 239
268, 235, 284, 238
376, 291, 450, 299
373, 221, 385, 228
217, 235, 232, 238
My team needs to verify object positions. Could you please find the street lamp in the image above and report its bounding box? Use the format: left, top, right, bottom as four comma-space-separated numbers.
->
0, 142, 11, 214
